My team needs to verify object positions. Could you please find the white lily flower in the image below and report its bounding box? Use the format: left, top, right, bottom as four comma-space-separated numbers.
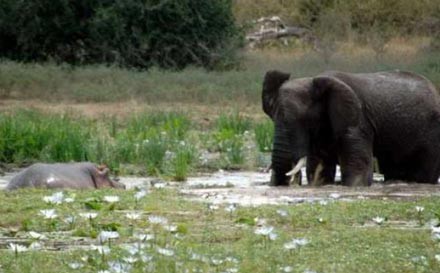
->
431, 226, 440, 233
8, 243, 28, 252
157, 247, 175, 256
134, 190, 147, 200
372, 216, 385, 225
415, 206, 425, 212
68, 262, 84, 269
91, 245, 111, 255
435, 254, 440, 262
80, 212, 98, 219
254, 226, 274, 236
135, 233, 154, 241
28, 231, 46, 240
43, 192, 64, 205
163, 224, 178, 232
225, 204, 237, 213
123, 257, 138, 264
99, 231, 119, 243
284, 238, 310, 250
40, 209, 58, 219
103, 195, 120, 203
108, 261, 132, 273
148, 215, 168, 225
269, 231, 278, 241
282, 266, 294, 272
64, 197, 75, 203
126, 212, 141, 220
277, 209, 288, 217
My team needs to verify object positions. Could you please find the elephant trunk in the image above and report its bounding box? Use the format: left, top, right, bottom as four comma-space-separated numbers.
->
271, 125, 295, 186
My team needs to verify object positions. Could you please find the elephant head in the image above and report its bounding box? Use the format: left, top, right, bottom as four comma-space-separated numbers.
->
262, 70, 361, 186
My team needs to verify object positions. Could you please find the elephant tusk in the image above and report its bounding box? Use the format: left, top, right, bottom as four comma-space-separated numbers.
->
286, 157, 306, 176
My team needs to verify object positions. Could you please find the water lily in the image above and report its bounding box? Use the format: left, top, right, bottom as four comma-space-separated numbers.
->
372, 216, 385, 225
254, 226, 274, 236
123, 257, 138, 264
29, 241, 43, 250
80, 212, 98, 220
208, 204, 219, 211
68, 262, 84, 269
135, 233, 154, 241
108, 261, 132, 273
225, 204, 237, 213
126, 212, 141, 220
91, 245, 111, 255
277, 209, 288, 217
8, 243, 28, 253
64, 215, 76, 225
269, 231, 278, 241
284, 238, 310, 250
141, 255, 153, 262
157, 247, 175, 256
98, 231, 119, 243
40, 209, 58, 219
64, 197, 75, 203
329, 193, 341, 199
148, 215, 168, 225
103, 195, 120, 203
432, 226, 440, 233
43, 192, 64, 205
28, 231, 46, 240
134, 190, 147, 200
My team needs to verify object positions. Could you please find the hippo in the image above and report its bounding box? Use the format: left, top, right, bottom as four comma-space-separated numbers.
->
6, 162, 125, 190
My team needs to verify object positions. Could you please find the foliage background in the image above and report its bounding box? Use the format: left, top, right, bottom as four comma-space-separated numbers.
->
0, 0, 241, 69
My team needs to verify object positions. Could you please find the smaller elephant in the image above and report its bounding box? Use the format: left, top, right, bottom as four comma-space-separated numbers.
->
6, 162, 125, 190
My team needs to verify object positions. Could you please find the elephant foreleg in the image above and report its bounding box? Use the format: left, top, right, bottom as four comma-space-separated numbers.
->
306, 155, 336, 186
338, 130, 373, 186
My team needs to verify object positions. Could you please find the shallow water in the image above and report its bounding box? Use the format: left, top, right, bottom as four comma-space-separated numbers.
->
2, 167, 439, 206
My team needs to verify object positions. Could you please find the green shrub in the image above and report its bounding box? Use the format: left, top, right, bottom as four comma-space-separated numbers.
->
0, 0, 242, 69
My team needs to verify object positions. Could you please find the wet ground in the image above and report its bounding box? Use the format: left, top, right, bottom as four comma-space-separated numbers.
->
1, 168, 439, 206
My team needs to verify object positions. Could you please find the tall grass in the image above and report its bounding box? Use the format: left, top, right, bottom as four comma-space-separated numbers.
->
0, 110, 199, 179
0, 110, 92, 164
254, 119, 273, 152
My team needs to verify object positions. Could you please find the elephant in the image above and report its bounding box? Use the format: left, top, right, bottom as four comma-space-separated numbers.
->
262, 69, 440, 186
6, 162, 125, 190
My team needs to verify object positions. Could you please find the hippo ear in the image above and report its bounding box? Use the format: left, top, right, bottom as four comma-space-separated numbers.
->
311, 76, 361, 136
262, 70, 290, 118
98, 167, 110, 177
92, 167, 111, 188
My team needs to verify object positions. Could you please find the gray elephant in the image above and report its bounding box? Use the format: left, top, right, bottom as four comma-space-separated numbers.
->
262, 70, 440, 186
6, 162, 125, 190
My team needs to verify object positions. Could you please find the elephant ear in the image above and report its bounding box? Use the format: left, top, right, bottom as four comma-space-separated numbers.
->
262, 70, 291, 118
312, 76, 361, 136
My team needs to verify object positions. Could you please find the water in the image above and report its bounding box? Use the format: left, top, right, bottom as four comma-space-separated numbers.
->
1, 167, 439, 206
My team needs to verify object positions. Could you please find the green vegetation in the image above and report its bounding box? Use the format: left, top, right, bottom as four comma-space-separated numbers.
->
1, 50, 440, 104
0, 0, 241, 69
0, 188, 440, 272
0, 110, 269, 179
254, 119, 274, 152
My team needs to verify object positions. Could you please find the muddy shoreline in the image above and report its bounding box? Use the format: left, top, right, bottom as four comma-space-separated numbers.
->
1, 168, 439, 206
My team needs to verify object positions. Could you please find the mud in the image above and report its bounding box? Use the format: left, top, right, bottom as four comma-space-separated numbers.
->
1, 168, 439, 206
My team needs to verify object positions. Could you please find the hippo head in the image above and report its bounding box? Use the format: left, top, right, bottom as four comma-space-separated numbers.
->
94, 165, 126, 189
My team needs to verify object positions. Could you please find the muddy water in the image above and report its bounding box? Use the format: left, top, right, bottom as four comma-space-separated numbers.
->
1, 168, 439, 206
